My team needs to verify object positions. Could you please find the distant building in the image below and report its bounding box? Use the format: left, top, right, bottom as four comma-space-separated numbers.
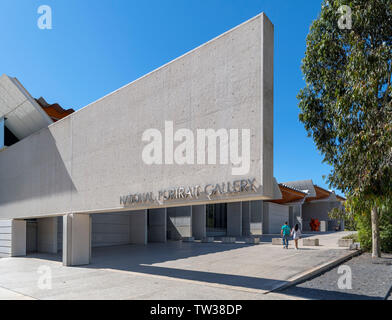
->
269, 180, 346, 232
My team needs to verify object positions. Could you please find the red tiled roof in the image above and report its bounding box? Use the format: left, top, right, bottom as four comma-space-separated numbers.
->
35, 97, 74, 122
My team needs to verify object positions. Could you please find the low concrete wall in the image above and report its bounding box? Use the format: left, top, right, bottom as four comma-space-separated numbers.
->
272, 238, 283, 245
303, 238, 319, 246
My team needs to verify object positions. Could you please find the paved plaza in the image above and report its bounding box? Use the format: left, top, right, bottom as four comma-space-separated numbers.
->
0, 232, 356, 300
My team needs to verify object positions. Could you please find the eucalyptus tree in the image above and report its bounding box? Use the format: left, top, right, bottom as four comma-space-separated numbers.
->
298, 0, 392, 257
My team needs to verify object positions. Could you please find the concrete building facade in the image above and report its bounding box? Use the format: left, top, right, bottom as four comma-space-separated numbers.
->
0, 13, 345, 266
0, 13, 282, 265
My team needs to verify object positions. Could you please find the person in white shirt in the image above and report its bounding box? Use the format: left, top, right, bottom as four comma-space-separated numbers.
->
291, 224, 302, 250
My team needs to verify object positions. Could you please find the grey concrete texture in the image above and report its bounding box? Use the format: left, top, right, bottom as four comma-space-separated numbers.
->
241, 201, 251, 236
92, 212, 134, 248
167, 206, 192, 240
37, 217, 57, 254
0, 220, 13, 257
148, 209, 167, 243
0, 231, 354, 300
263, 202, 289, 234
302, 201, 343, 222
0, 13, 275, 220
227, 202, 242, 236
303, 238, 320, 246
249, 200, 263, 235
0, 74, 52, 140
63, 214, 91, 266
129, 210, 147, 245
0, 220, 26, 257
191, 205, 206, 240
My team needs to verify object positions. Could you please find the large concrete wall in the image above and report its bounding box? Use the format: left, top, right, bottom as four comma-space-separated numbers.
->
302, 201, 342, 221
92, 213, 132, 248
263, 202, 289, 234
0, 13, 274, 220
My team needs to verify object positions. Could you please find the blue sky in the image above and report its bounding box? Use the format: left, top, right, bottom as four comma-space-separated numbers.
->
0, 0, 340, 194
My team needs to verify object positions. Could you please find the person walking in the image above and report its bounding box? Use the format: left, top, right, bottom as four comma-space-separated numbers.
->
291, 224, 302, 250
281, 222, 291, 249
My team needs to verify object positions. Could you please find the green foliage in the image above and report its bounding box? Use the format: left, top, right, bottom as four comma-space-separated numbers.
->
347, 194, 392, 252
355, 206, 372, 251
298, 0, 392, 252
342, 233, 359, 241
328, 207, 357, 230
298, 0, 392, 196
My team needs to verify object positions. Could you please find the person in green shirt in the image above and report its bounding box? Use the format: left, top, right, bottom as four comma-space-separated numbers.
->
281, 222, 291, 249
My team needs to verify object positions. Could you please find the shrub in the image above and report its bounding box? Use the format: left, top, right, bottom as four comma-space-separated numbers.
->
328, 207, 357, 231
353, 198, 392, 253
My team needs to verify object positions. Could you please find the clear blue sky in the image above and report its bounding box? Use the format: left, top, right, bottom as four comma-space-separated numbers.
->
0, 0, 341, 194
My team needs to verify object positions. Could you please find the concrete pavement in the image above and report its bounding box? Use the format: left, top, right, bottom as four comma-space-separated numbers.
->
0, 231, 355, 300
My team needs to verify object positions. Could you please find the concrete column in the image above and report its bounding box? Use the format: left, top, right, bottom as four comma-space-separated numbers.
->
250, 200, 263, 235
148, 208, 166, 243
12, 220, 26, 257
129, 210, 147, 245
37, 217, 58, 254
63, 214, 91, 266
262, 202, 270, 234
241, 202, 251, 236
192, 205, 206, 240
227, 202, 242, 237
167, 206, 192, 240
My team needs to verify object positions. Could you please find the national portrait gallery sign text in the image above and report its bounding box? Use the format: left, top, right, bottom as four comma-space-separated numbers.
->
120, 178, 258, 207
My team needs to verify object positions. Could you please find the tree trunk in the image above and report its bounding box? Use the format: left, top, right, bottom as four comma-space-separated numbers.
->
371, 206, 381, 258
